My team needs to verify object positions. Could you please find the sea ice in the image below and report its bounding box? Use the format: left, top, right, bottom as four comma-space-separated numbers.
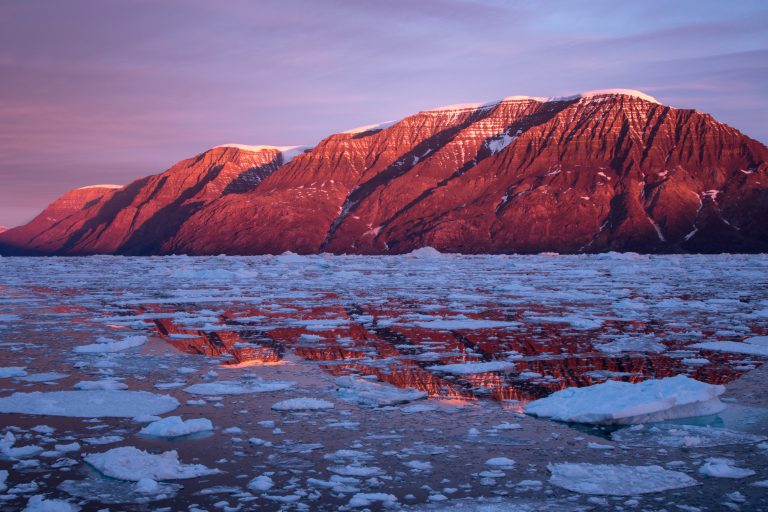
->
548, 462, 699, 495
348, 492, 399, 508
183, 379, 295, 395
22, 495, 80, 512
612, 424, 767, 448
73, 335, 147, 353
85, 446, 220, 481
0, 367, 27, 378
698, 457, 756, 478
690, 336, 768, 356
426, 361, 515, 375
139, 416, 213, 437
0, 390, 179, 418
525, 375, 726, 424
0, 469, 7, 492
74, 379, 128, 391
271, 398, 335, 411
334, 376, 427, 407
247, 475, 274, 491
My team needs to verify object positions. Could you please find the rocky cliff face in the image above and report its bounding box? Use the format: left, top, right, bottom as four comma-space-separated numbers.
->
2, 90, 767, 255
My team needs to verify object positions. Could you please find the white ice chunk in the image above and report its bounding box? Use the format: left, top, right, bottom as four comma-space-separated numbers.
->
271, 398, 335, 411
139, 416, 213, 437
698, 458, 755, 478
74, 379, 128, 391
22, 495, 80, 512
348, 492, 398, 508
612, 424, 767, 448
525, 376, 726, 424
247, 475, 274, 492
0, 390, 178, 418
0, 367, 27, 378
690, 336, 768, 356
85, 446, 220, 481
548, 463, 698, 495
427, 361, 515, 375
334, 376, 427, 407
184, 379, 295, 395
73, 335, 147, 354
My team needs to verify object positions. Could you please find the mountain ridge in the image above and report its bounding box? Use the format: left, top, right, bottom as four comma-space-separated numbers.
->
2, 90, 767, 255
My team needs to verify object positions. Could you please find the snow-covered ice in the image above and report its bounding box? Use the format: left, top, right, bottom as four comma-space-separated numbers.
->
426, 361, 515, 375
698, 457, 756, 478
73, 335, 147, 353
0, 390, 179, 417
525, 376, 726, 424
138, 416, 213, 437
690, 336, 768, 356
612, 423, 767, 448
548, 462, 699, 495
85, 446, 220, 480
271, 398, 335, 411
183, 379, 295, 395
335, 376, 427, 407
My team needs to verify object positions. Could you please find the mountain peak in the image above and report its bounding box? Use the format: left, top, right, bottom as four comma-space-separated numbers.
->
426, 89, 661, 114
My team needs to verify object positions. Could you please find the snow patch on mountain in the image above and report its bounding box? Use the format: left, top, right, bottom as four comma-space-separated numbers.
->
215, 144, 308, 164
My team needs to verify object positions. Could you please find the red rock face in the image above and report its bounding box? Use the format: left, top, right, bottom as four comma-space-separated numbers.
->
2, 92, 767, 255
1, 146, 287, 255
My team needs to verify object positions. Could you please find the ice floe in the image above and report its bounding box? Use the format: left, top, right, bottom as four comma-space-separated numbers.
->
73, 379, 128, 391
525, 375, 726, 424
612, 423, 767, 448
73, 335, 147, 353
85, 446, 220, 480
271, 398, 335, 411
183, 378, 295, 395
334, 376, 427, 407
138, 416, 213, 437
0, 390, 179, 418
22, 495, 80, 512
426, 361, 515, 375
698, 457, 756, 478
0, 366, 27, 378
690, 335, 768, 356
548, 462, 699, 495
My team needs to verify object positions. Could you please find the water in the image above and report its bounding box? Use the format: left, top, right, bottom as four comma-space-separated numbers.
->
0, 253, 766, 510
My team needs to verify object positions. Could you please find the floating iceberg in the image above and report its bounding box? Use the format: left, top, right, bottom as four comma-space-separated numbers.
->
334, 376, 427, 407
612, 423, 767, 448
139, 416, 213, 437
73, 335, 147, 354
698, 457, 755, 478
272, 398, 335, 411
0, 390, 179, 418
183, 379, 295, 395
690, 336, 768, 356
548, 463, 699, 495
426, 361, 515, 375
85, 446, 220, 481
525, 375, 725, 424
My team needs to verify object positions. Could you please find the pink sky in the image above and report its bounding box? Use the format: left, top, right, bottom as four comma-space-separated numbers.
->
1, 0, 767, 227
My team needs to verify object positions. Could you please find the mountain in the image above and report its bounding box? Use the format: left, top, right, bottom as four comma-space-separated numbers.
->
2, 89, 766, 255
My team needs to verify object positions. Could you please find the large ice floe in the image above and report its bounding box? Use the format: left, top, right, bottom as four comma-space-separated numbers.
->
271, 398, 335, 411
334, 375, 428, 407
426, 361, 515, 375
85, 446, 220, 480
0, 390, 179, 417
138, 416, 213, 437
72, 335, 147, 353
548, 463, 699, 495
525, 375, 726, 424
690, 335, 768, 356
183, 378, 295, 395
612, 423, 767, 448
